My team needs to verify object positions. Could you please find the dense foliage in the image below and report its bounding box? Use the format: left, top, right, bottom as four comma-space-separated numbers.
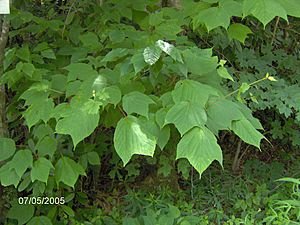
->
0, 0, 300, 224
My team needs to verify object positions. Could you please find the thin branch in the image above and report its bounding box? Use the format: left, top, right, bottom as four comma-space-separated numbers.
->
271, 16, 280, 45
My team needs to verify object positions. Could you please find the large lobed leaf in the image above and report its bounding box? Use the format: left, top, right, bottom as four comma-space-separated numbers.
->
114, 116, 157, 165
177, 126, 223, 177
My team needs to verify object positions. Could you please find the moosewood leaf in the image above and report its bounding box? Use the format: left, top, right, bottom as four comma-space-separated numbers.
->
243, 0, 287, 27
122, 91, 155, 118
55, 156, 86, 187
217, 67, 234, 81
232, 119, 264, 148
278, 0, 300, 17
64, 63, 98, 81
177, 127, 223, 177
143, 46, 162, 65
7, 203, 35, 225
156, 40, 183, 63
227, 23, 252, 44
182, 48, 218, 75
55, 99, 100, 148
172, 80, 219, 107
165, 101, 207, 136
0, 138, 16, 161
27, 216, 52, 225
207, 99, 244, 130
114, 116, 157, 165
0, 161, 20, 187
193, 0, 242, 31
31, 157, 54, 183
139, 115, 170, 150
10, 149, 33, 177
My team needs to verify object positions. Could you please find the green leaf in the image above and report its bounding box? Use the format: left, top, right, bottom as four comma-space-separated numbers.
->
96, 85, 122, 107
55, 99, 100, 148
31, 157, 54, 183
79, 32, 100, 50
22, 63, 35, 77
35, 136, 57, 159
0, 138, 16, 161
23, 99, 54, 129
10, 149, 33, 177
64, 63, 98, 82
16, 45, 30, 62
193, 0, 242, 31
0, 162, 21, 187
131, 51, 148, 74
7, 203, 35, 225
139, 115, 170, 150
165, 101, 207, 136
207, 99, 244, 130
232, 119, 264, 148
227, 23, 252, 44
176, 127, 223, 177
278, 0, 300, 17
114, 116, 157, 165
172, 80, 219, 107
182, 48, 218, 75
122, 91, 155, 118
55, 156, 86, 187
156, 40, 183, 63
87, 151, 100, 165
61, 205, 75, 217
41, 49, 56, 59
217, 67, 234, 81
143, 46, 162, 65
102, 48, 129, 62
243, 0, 287, 27
27, 216, 52, 225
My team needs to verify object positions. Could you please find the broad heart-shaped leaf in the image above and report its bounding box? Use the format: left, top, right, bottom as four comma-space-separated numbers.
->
237, 103, 263, 130
139, 115, 170, 150
278, 0, 300, 17
31, 157, 54, 183
64, 63, 98, 82
122, 91, 155, 118
7, 202, 35, 225
27, 216, 52, 225
176, 127, 223, 177
182, 48, 218, 75
20, 82, 55, 129
172, 80, 219, 107
0, 138, 16, 161
207, 99, 244, 130
131, 51, 148, 74
143, 46, 162, 65
0, 162, 21, 187
35, 136, 57, 159
96, 85, 122, 107
165, 101, 207, 136
243, 0, 287, 27
114, 116, 157, 165
23, 98, 54, 129
55, 156, 86, 188
232, 119, 264, 149
193, 0, 242, 31
155, 40, 183, 63
55, 99, 100, 148
10, 149, 33, 177
227, 23, 252, 44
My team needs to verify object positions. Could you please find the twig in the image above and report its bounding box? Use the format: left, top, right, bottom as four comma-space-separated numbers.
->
271, 16, 280, 45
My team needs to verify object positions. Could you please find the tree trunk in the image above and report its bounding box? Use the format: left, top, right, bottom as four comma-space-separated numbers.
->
0, 16, 9, 138
0, 15, 10, 223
